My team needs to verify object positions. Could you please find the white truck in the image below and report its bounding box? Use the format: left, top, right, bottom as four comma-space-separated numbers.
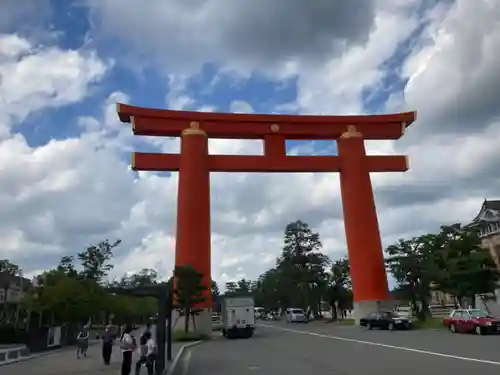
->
221, 296, 255, 339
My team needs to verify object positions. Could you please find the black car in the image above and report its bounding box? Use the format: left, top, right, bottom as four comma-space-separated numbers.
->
359, 310, 413, 330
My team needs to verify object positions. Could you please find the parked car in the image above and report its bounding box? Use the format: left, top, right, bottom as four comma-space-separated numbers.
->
442, 309, 500, 335
285, 308, 308, 323
360, 310, 412, 330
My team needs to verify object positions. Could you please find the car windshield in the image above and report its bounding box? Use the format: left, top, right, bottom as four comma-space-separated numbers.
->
380, 311, 397, 318
469, 310, 490, 318
291, 309, 304, 314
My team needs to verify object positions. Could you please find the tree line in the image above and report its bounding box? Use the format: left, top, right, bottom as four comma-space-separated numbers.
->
0, 239, 211, 336
2, 219, 497, 331
215, 221, 499, 322
0, 240, 160, 329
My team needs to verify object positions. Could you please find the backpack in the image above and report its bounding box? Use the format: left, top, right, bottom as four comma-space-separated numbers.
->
120, 333, 137, 350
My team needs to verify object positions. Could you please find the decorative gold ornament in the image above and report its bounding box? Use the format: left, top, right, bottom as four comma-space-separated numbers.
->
270, 124, 280, 133
181, 121, 207, 137
130, 152, 136, 170
340, 125, 363, 139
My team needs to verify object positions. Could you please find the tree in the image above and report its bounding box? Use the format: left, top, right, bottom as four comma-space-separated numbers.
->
432, 224, 500, 307
326, 258, 352, 320
277, 220, 329, 311
385, 235, 437, 320
0, 260, 21, 324
78, 239, 121, 282
0, 260, 20, 275
254, 268, 282, 311
174, 265, 207, 333
119, 268, 158, 288
211, 280, 219, 303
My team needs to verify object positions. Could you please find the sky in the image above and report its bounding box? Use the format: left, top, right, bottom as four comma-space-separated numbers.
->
1, 0, 499, 290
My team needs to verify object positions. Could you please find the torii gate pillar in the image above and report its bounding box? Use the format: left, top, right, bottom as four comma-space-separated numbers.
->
338, 126, 393, 322
174, 121, 212, 334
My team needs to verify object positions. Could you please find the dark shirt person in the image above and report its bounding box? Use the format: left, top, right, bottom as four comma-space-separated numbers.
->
101, 325, 115, 365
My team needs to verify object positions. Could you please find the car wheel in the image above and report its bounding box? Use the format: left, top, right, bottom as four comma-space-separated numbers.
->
449, 324, 456, 333
475, 325, 484, 335
388, 322, 395, 331
367, 322, 372, 330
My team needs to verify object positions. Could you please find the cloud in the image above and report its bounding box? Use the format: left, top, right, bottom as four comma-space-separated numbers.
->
87, 0, 375, 75
2, 0, 500, 293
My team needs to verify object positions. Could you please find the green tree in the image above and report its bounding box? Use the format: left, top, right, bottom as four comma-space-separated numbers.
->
0, 260, 20, 275
0, 260, 21, 324
174, 265, 207, 333
119, 268, 158, 288
385, 235, 438, 320
211, 279, 220, 306
433, 224, 500, 307
277, 220, 329, 311
225, 282, 237, 295
78, 239, 121, 282
254, 268, 282, 311
326, 258, 352, 320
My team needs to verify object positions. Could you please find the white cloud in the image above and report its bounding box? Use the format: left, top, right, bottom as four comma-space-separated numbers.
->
2, 1, 500, 294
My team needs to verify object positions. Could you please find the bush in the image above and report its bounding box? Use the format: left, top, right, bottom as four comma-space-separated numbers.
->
172, 331, 209, 342
412, 317, 445, 330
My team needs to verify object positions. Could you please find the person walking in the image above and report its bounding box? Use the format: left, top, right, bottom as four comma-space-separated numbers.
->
144, 332, 157, 375
101, 325, 115, 365
76, 327, 89, 359
120, 325, 136, 375
135, 323, 153, 375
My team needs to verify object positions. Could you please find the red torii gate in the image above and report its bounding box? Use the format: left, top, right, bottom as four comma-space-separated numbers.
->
118, 103, 415, 330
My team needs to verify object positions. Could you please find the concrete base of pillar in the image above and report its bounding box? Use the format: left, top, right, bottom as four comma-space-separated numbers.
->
172, 308, 212, 336
352, 300, 395, 325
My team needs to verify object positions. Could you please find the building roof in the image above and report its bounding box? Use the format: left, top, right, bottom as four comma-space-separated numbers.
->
470, 199, 500, 224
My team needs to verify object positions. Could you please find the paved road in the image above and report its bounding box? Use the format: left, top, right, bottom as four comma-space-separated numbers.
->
187, 321, 500, 375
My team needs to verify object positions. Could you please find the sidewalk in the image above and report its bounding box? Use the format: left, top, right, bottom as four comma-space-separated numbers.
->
0, 340, 184, 375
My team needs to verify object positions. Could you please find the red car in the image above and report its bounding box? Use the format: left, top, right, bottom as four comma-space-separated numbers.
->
443, 309, 500, 335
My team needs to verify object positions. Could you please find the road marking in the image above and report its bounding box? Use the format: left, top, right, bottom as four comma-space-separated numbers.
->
183, 349, 192, 375
259, 324, 500, 366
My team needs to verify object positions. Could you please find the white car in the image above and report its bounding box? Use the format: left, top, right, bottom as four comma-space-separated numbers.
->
286, 308, 308, 323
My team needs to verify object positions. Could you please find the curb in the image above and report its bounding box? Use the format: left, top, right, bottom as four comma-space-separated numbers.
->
164, 340, 203, 375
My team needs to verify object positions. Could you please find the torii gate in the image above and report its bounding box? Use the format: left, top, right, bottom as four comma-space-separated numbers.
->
118, 103, 416, 332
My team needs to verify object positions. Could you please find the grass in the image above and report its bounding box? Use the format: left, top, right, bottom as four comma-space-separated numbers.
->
324, 318, 355, 325
412, 317, 446, 330
335, 319, 355, 325
172, 330, 210, 342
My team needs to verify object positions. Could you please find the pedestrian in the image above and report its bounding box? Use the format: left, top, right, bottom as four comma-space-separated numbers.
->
102, 325, 115, 365
135, 323, 153, 375
144, 332, 157, 375
76, 326, 89, 359
120, 325, 137, 375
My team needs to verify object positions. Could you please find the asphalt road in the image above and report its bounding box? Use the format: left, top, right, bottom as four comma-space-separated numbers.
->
187, 321, 500, 375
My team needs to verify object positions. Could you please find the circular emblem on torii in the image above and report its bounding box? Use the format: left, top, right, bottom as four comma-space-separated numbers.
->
270, 124, 280, 133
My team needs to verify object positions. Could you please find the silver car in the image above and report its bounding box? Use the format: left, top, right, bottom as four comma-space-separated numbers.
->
286, 308, 308, 323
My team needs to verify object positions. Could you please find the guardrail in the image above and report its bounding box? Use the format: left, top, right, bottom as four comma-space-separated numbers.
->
0, 345, 30, 366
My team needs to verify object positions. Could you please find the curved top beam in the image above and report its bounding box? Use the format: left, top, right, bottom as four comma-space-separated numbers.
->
117, 103, 417, 140
118, 103, 416, 125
